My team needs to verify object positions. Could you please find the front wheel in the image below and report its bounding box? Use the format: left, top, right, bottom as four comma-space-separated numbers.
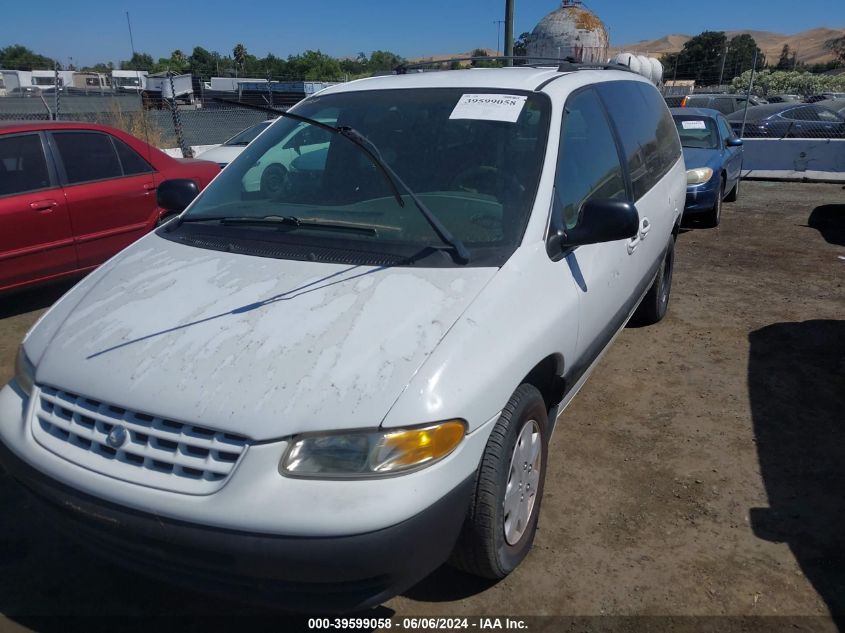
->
703, 178, 724, 228
724, 175, 740, 202
631, 238, 675, 326
450, 384, 549, 579
260, 163, 288, 198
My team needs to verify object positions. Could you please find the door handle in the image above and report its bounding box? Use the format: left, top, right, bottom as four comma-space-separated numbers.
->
143, 183, 157, 193
627, 234, 640, 255
640, 217, 651, 239
30, 199, 58, 211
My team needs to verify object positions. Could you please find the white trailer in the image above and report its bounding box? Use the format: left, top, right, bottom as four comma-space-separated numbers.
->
0, 70, 32, 95
30, 70, 74, 90
112, 70, 148, 92
145, 72, 195, 104
209, 77, 267, 92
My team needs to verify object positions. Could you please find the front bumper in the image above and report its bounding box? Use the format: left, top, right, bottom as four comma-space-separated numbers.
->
0, 382, 492, 611
684, 181, 719, 213
0, 434, 474, 612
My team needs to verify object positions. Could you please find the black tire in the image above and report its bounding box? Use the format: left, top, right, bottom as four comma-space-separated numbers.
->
703, 177, 724, 227
631, 238, 674, 326
450, 384, 549, 579
725, 175, 740, 202
260, 164, 288, 197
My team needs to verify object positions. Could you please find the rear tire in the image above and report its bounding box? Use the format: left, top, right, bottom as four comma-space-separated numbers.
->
450, 384, 549, 579
631, 238, 674, 326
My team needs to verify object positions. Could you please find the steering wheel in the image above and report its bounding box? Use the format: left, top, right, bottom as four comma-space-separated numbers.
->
449, 165, 525, 197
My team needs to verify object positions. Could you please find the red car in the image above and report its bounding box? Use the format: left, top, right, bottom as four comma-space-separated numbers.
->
0, 121, 219, 294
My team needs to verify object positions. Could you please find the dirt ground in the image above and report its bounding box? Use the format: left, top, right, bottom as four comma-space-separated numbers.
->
0, 181, 842, 631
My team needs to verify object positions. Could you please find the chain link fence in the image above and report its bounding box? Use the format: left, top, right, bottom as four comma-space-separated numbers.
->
1, 66, 843, 147
661, 57, 845, 139
0, 84, 285, 157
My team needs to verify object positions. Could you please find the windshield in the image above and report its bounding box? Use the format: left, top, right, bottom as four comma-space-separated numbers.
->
223, 120, 274, 146
673, 116, 719, 149
177, 88, 551, 267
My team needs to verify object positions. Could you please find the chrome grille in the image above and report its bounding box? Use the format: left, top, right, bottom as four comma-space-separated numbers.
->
32, 386, 249, 495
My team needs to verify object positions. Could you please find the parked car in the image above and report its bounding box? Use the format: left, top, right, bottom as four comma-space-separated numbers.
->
664, 94, 687, 108
195, 118, 332, 194
805, 92, 845, 103
677, 93, 766, 114
726, 103, 845, 138
765, 94, 802, 104
670, 107, 743, 227
194, 120, 275, 168
1, 67, 686, 611
0, 121, 220, 294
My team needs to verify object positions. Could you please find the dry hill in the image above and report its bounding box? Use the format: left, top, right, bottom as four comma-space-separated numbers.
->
610, 27, 845, 64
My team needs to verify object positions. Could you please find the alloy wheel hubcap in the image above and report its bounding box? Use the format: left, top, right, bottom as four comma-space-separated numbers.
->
503, 419, 542, 546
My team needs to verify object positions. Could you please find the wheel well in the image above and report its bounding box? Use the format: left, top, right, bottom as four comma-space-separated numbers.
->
521, 354, 566, 413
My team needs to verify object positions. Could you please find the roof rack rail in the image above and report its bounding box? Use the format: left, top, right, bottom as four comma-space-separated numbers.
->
393, 55, 637, 75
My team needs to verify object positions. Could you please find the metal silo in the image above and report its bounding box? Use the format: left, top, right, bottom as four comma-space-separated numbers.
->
526, 0, 609, 64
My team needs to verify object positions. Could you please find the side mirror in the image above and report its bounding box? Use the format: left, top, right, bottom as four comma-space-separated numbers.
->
157, 179, 199, 212
726, 137, 744, 147
547, 198, 639, 257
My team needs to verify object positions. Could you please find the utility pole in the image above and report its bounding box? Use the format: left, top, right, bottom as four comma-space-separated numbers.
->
717, 43, 729, 88
739, 49, 758, 139
504, 0, 514, 66
494, 20, 504, 55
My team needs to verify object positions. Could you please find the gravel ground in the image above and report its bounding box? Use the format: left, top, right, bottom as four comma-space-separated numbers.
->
0, 181, 842, 631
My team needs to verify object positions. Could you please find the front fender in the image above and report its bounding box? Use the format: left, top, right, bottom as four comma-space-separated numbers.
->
381, 242, 580, 433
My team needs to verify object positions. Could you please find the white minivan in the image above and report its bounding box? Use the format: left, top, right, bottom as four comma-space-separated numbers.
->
2, 64, 685, 611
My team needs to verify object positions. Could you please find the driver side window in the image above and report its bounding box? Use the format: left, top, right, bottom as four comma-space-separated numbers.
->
555, 89, 626, 230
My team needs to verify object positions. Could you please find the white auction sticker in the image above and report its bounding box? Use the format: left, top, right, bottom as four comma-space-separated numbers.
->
450, 94, 528, 123
681, 120, 707, 130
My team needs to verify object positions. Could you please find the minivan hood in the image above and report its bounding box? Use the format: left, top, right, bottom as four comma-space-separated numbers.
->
33, 235, 496, 441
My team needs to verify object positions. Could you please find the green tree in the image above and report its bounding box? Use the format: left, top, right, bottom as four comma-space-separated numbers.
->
724, 34, 764, 81
286, 50, 343, 80
470, 48, 502, 68
775, 44, 792, 70
0, 44, 58, 70
82, 61, 114, 73
367, 50, 405, 72
188, 46, 219, 77
825, 36, 845, 65
170, 49, 187, 70
513, 32, 531, 64
660, 31, 727, 84
233, 43, 247, 77
121, 52, 154, 71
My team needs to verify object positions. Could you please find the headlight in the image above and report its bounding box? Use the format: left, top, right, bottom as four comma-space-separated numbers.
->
280, 420, 466, 478
14, 345, 35, 396
686, 167, 714, 185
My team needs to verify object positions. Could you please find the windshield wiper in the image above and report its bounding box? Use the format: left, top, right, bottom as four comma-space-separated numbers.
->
334, 125, 471, 264
179, 215, 377, 236
223, 215, 377, 236
188, 101, 472, 264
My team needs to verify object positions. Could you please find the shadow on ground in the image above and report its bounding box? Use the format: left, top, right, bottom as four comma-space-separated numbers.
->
0, 280, 79, 320
748, 320, 845, 627
0, 472, 393, 630
807, 204, 845, 247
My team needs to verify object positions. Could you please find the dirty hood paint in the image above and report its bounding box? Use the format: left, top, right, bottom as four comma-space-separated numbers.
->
33, 234, 497, 441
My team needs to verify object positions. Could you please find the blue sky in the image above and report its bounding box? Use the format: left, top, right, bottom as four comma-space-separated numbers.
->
0, 0, 840, 66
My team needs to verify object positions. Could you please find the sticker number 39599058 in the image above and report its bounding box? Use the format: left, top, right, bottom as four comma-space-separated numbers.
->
449, 94, 528, 123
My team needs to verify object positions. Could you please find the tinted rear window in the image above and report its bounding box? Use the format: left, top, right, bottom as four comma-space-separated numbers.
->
596, 81, 681, 200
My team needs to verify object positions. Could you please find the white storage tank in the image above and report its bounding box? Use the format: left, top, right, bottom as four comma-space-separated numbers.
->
610, 52, 663, 85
